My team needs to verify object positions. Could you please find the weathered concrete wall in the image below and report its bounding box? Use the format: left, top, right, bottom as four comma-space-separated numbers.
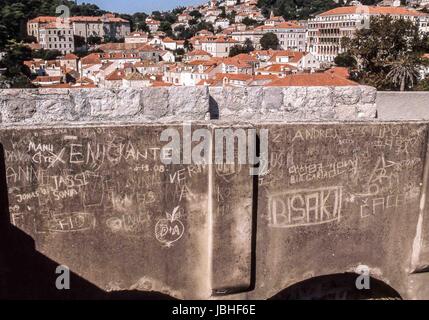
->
377, 92, 429, 120
208, 86, 377, 120
249, 122, 427, 300
0, 86, 377, 123
1, 121, 429, 299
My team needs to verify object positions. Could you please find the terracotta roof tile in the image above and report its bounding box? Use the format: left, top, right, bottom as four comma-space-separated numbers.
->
28, 16, 57, 24
105, 69, 126, 81
324, 67, 350, 79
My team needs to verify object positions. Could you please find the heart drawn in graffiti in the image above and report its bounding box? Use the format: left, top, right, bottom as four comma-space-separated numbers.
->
155, 206, 185, 248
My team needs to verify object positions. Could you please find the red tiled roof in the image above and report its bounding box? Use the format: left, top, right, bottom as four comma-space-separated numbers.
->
187, 50, 212, 56
252, 74, 280, 81
81, 53, 102, 65
222, 57, 253, 68
28, 16, 57, 24
62, 53, 78, 60
232, 53, 258, 62
276, 21, 304, 29
257, 64, 297, 72
268, 50, 306, 63
70, 14, 129, 23
33, 76, 62, 82
105, 69, 126, 81
325, 67, 350, 79
267, 73, 358, 86
188, 60, 218, 66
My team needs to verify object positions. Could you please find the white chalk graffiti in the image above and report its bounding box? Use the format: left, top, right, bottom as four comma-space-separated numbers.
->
268, 186, 343, 228
155, 206, 185, 247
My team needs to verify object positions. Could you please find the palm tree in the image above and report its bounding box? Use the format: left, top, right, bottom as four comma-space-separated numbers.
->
385, 55, 421, 91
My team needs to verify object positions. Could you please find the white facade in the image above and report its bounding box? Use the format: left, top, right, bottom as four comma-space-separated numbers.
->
275, 24, 307, 52
214, 19, 231, 30
38, 24, 75, 54
307, 6, 429, 62
125, 32, 149, 44
201, 38, 238, 57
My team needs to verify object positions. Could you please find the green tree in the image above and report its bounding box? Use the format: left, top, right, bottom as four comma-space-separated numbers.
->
0, 40, 34, 88
131, 12, 149, 32
334, 52, 356, 68
0, 0, 106, 50
172, 7, 186, 15
385, 55, 421, 91
257, 0, 339, 20
229, 39, 255, 57
342, 16, 429, 90
260, 32, 279, 50
242, 17, 259, 27
189, 10, 202, 20
32, 49, 62, 60
184, 39, 193, 51
227, 11, 237, 24
415, 77, 429, 91
160, 21, 173, 36
74, 35, 86, 48
87, 35, 102, 46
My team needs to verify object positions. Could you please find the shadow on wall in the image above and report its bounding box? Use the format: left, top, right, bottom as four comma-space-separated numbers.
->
269, 273, 402, 300
209, 96, 220, 120
0, 144, 175, 300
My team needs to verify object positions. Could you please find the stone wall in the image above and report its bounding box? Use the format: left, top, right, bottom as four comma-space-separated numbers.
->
0, 121, 427, 300
0, 86, 377, 124
208, 86, 377, 120
377, 92, 429, 120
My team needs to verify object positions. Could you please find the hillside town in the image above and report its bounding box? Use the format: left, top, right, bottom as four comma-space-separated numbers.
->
14, 0, 429, 88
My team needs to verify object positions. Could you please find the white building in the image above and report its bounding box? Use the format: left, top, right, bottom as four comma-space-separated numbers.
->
214, 19, 231, 30
28, 14, 130, 42
38, 23, 75, 54
307, 6, 429, 62
201, 36, 239, 57
125, 32, 149, 44
231, 28, 265, 49
147, 20, 161, 33
274, 22, 307, 52
162, 37, 185, 51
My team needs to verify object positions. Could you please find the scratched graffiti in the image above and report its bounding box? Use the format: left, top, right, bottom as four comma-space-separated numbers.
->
268, 186, 343, 228
261, 123, 427, 230
155, 206, 185, 247
0, 126, 208, 251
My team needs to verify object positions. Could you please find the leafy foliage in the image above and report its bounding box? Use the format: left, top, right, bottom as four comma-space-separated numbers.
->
0, 40, 34, 88
342, 16, 429, 90
0, 0, 107, 49
229, 39, 255, 57
32, 48, 62, 60
257, 0, 340, 20
260, 32, 279, 50
242, 17, 260, 26
334, 52, 357, 68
